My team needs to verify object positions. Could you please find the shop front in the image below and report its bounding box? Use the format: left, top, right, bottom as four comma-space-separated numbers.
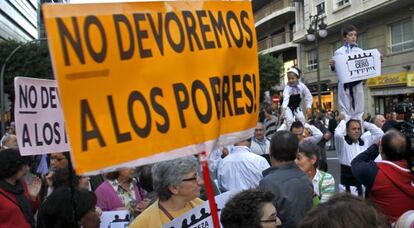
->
306, 80, 335, 112
368, 71, 414, 116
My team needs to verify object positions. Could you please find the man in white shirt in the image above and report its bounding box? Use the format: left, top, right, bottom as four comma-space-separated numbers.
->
335, 118, 383, 196
208, 146, 231, 179
250, 122, 270, 155
217, 139, 270, 192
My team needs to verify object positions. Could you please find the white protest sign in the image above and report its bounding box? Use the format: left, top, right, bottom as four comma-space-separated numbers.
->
14, 77, 70, 155
334, 49, 381, 83
100, 210, 130, 228
164, 191, 238, 228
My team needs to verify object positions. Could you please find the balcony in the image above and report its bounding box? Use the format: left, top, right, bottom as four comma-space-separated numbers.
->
258, 32, 293, 51
254, 0, 295, 27
258, 31, 297, 54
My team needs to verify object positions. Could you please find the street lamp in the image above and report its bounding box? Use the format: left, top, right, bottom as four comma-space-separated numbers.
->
0, 38, 47, 136
306, 13, 328, 113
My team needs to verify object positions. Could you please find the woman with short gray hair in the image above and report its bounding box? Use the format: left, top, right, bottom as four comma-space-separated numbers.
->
130, 156, 204, 227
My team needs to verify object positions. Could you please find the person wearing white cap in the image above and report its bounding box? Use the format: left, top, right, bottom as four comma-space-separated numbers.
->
280, 67, 313, 131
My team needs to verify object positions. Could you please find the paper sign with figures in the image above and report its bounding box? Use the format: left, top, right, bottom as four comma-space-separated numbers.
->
334, 49, 381, 83
164, 191, 237, 228
100, 210, 130, 228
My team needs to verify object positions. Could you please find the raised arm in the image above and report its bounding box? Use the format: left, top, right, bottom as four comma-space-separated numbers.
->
301, 83, 313, 109
362, 121, 384, 145
334, 120, 346, 155
334, 120, 346, 139
304, 123, 323, 144
351, 144, 379, 190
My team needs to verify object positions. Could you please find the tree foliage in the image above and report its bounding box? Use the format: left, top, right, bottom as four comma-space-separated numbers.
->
0, 39, 53, 97
258, 54, 283, 101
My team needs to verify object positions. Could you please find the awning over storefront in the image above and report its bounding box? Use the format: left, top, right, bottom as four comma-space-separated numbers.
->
370, 87, 414, 96
367, 71, 414, 88
407, 72, 414, 87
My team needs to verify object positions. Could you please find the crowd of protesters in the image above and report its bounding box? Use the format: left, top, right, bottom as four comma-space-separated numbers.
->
1, 24, 414, 228
0, 107, 413, 228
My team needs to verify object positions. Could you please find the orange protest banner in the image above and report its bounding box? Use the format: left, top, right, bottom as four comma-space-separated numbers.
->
42, 0, 259, 174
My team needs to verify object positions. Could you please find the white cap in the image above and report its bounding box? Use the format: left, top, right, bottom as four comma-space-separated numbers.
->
287, 68, 300, 78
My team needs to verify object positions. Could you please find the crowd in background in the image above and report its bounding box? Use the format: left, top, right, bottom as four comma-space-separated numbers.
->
0, 98, 413, 228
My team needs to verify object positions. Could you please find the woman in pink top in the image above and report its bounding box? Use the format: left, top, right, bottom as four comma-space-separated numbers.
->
95, 168, 149, 216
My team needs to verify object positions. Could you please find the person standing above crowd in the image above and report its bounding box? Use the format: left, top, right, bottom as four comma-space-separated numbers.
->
221, 189, 282, 228
0, 148, 41, 228
129, 156, 204, 227
251, 122, 270, 156
260, 131, 313, 228
335, 117, 383, 196
329, 25, 366, 121
280, 67, 313, 131
217, 139, 270, 192
296, 141, 335, 204
351, 130, 414, 223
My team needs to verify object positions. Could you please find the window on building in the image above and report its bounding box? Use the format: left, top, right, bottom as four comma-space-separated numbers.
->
307, 49, 318, 71
357, 32, 367, 49
390, 18, 414, 53
335, 0, 349, 8
316, 2, 325, 15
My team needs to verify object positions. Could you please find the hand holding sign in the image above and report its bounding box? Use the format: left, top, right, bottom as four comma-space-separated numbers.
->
334, 49, 381, 83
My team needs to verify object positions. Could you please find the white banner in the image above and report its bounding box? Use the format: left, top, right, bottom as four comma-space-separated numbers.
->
14, 77, 70, 155
100, 210, 130, 228
164, 191, 238, 228
334, 49, 381, 83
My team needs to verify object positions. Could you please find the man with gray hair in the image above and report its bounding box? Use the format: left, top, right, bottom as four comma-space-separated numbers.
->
373, 115, 386, 129
250, 122, 270, 155
130, 156, 204, 227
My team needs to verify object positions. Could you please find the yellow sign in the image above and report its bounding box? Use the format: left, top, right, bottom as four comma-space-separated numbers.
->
43, 1, 259, 174
407, 72, 414, 87
367, 72, 407, 87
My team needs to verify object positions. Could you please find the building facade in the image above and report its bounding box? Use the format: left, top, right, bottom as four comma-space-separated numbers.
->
0, 0, 70, 41
253, 0, 298, 88
293, 0, 414, 115
0, 0, 39, 41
